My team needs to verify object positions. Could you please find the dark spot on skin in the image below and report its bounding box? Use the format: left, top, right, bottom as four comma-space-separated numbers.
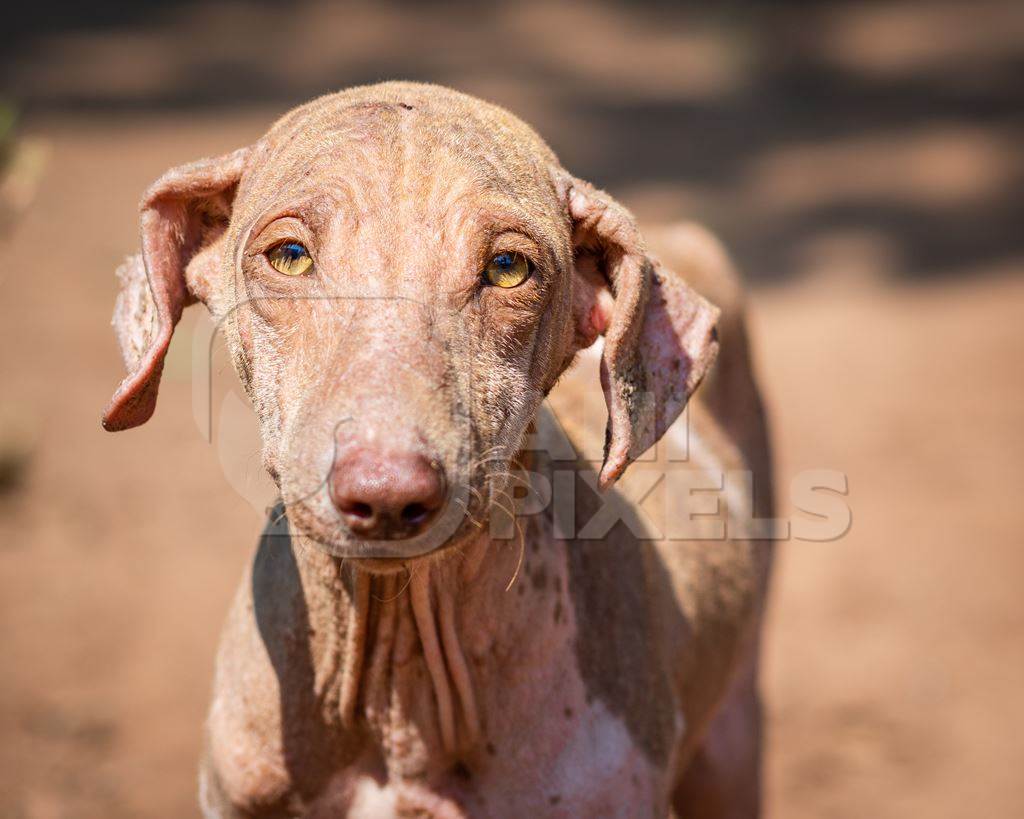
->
398, 102, 414, 110
451, 761, 471, 780
530, 564, 547, 591
485, 742, 496, 756
549, 795, 562, 805
517, 583, 526, 596
618, 361, 650, 433
563, 707, 573, 719
553, 599, 563, 624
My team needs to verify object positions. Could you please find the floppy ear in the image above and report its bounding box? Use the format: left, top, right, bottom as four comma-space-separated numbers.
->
563, 175, 720, 489
102, 146, 250, 431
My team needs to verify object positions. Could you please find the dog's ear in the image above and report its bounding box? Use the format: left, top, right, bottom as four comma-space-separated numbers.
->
562, 174, 720, 489
102, 146, 251, 431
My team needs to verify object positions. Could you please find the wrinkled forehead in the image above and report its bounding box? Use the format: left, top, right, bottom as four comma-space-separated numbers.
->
234, 88, 566, 234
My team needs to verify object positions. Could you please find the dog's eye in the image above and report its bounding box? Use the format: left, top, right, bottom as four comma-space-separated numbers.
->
483, 251, 532, 288
266, 241, 314, 276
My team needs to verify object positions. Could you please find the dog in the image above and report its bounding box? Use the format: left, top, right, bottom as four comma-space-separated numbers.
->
103, 82, 773, 818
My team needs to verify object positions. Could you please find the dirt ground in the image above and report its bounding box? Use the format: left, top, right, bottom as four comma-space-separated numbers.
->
1, 2, 1022, 817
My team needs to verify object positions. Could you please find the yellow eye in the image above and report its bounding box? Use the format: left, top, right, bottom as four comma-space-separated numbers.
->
483, 251, 532, 288
267, 241, 314, 276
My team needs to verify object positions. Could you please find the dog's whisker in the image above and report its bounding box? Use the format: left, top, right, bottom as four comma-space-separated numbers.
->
374, 566, 416, 603
504, 516, 527, 592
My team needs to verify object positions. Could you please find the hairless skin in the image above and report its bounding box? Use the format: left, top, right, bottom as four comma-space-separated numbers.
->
104, 83, 773, 818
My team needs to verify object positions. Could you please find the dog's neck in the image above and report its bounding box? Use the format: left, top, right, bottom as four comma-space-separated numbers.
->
288, 496, 557, 777
345, 533, 522, 757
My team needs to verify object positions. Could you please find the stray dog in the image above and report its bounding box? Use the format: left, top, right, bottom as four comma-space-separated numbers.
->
103, 83, 773, 818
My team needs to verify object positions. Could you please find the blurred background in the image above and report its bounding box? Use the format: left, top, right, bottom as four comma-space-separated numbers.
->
1, 1, 1022, 817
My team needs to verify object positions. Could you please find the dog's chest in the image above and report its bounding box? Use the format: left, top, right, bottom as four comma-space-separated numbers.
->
316, 641, 671, 818
311, 553, 676, 817
323, 705, 668, 818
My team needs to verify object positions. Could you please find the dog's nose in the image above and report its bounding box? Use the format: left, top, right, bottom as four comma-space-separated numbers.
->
329, 447, 446, 539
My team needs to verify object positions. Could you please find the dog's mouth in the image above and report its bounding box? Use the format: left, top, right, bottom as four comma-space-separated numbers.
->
278, 471, 491, 561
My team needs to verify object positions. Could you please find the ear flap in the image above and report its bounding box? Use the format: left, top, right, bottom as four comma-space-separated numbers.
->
102, 146, 250, 431
564, 176, 720, 489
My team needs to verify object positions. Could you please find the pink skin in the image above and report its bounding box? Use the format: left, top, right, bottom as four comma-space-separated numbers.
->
104, 83, 772, 817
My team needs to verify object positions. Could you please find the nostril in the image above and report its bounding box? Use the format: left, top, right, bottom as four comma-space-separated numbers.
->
343, 501, 374, 520
401, 502, 429, 525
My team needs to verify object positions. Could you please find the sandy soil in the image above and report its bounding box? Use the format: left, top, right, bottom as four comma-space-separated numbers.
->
1, 2, 1022, 816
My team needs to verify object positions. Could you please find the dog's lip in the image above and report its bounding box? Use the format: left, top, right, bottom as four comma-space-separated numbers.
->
338, 537, 466, 574
346, 555, 413, 575
281, 493, 484, 561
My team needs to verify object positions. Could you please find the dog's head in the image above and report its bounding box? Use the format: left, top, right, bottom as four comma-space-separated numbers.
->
103, 83, 718, 560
